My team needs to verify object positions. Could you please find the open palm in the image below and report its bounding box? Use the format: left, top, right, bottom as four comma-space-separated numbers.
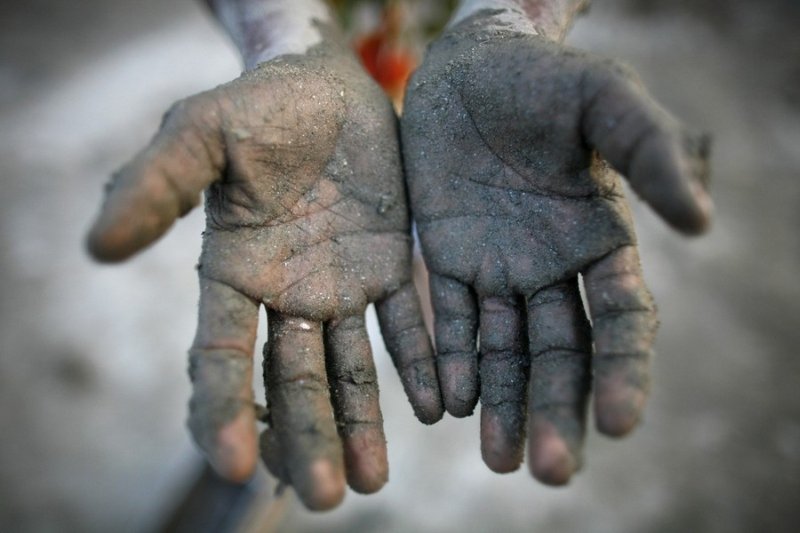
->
88, 38, 442, 509
402, 13, 712, 483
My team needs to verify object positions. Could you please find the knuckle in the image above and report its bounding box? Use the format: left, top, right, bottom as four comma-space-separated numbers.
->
162, 93, 219, 133
331, 365, 378, 386
159, 97, 196, 131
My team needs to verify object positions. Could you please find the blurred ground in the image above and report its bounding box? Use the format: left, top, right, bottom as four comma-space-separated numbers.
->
1, 0, 798, 531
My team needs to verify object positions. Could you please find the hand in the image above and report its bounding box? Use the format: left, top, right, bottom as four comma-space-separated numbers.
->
88, 39, 443, 510
401, 12, 712, 483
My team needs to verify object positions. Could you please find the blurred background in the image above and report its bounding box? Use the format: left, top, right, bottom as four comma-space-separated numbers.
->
1, 0, 798, 531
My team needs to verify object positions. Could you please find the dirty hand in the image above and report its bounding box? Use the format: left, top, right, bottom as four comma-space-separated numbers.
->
401, 9, 712, 484
87, 39, 443, 509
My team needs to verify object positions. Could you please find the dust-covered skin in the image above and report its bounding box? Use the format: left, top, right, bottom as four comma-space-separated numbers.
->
402, 7, 712, 483
87, 23, 443, 510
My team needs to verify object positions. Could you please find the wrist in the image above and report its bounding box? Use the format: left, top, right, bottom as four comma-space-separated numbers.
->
206, 0, 332, 69
449, 0, 589, 42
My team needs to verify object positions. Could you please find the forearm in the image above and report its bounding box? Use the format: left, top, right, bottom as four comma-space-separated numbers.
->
450, 0, 590, 42
204, 0, 332, 69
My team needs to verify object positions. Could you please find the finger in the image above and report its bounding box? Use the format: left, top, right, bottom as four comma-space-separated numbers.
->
264, 311, 345, 511
375, 281, 444, 424
325, 315, 388, 494
581, 61, 712, 235
478, 296, 528, 473
526, 281, 591, 486
583, 245, 657, 437
87, 95, 224, 262
428, 273, 479, 417
188, 278, 260, 483
259, 425, 286, 484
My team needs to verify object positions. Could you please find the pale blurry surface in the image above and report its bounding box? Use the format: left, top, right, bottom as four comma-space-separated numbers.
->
1, 1, 798, 531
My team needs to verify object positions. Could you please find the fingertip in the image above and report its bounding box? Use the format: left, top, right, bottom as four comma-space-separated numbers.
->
480, 411, 524, 474
663, 178, 713, 236
594, 386, 647, 438
86, 225, 131, 263
438, 357, 479, 418
300, 459, 347, 511
210, 410, 259, 483
343, 432, 389, 494
483, 454, 522, 475
410, 390, 445, 424
398, 358, 445, 424
416, 408, 444, 425
528, 422, 579, 486
86, 207, 162, 263
595, 406, 641, 438
674, 216, 711, 237
674, 180, 714, 236
347, 469, 388, 496
529, 439, 577, 487
630, 131, 714, 237
213, 455, 257, 484
443, 394, 478, 418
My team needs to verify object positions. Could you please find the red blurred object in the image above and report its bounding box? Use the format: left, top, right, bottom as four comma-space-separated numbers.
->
355, 5, 416, 107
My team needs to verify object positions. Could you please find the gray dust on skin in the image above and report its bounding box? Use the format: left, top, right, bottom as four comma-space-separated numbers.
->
198, 23, 412, 320
403, 11, 639, 298
3, 0, 797, 530
188, 22, 412, 463
187, 350, 252, 453
401, 10, 678, 426
404, 10, 709, 297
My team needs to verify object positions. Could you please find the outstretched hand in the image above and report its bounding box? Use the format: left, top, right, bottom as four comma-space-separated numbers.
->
88, 37, 442, 510
402, 11, 712, 483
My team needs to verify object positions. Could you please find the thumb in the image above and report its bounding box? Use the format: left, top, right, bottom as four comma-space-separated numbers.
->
87, 94, 224, 262
581, 61, 713, 235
